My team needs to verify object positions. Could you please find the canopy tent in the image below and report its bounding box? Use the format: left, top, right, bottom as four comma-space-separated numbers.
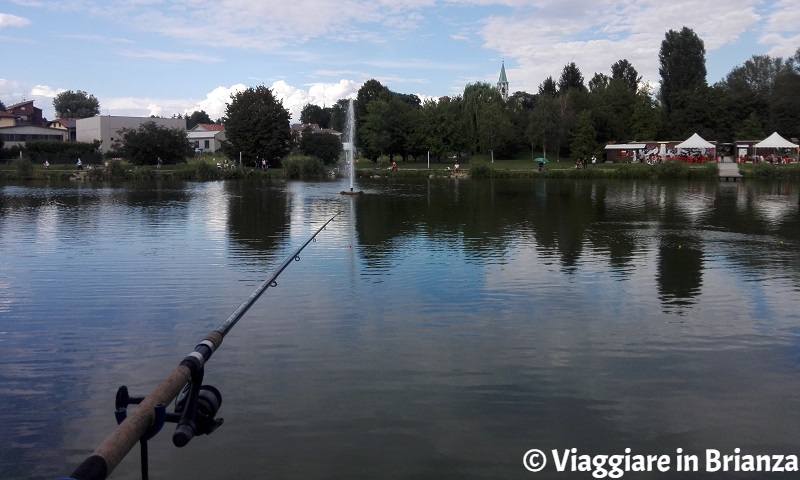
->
754, 132, 799, 149
675, 133, 715, 149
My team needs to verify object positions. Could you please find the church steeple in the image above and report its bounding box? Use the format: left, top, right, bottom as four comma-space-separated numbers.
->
497, 61, 509, 101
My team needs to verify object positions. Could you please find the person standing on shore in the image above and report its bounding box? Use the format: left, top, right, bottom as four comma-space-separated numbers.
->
76, 158, 82, 170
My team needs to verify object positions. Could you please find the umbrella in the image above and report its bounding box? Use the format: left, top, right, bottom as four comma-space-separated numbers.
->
534, 158, 549, 163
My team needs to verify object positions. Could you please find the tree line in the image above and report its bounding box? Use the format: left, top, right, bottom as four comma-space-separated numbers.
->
294, 26, 800, 163
3, 26, 798, 166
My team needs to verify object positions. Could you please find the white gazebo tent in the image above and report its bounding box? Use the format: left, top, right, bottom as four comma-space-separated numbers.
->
675, 133, 715, 149
754, 132, 798, 149
675, 133, 716, 161
754, 132, 799, 162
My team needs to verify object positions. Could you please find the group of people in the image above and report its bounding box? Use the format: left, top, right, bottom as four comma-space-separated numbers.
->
575, 155, 597, 169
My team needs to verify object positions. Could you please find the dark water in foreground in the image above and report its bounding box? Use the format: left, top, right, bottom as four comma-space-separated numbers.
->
1, 177, 799, 479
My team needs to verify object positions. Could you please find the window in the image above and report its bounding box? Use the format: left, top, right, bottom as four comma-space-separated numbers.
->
204, 140, 210, 149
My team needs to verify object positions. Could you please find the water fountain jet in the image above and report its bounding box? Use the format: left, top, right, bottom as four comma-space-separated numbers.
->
340, 98, 362, 195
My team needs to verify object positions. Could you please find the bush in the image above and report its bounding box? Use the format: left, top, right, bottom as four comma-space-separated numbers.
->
750, 163, 778, 178
107, 160, 128, 179
469, 163, 493, 178
13, 157, 34, 179
654, 161, 690, 179
283, 156, 326, 179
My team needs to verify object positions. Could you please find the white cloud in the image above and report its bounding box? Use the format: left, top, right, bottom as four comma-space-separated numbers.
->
478, 0, 768, 92
270, 80, 360, 124
188, 84, 247, 120
120, 50, 224, 63
0, 13, 31, 29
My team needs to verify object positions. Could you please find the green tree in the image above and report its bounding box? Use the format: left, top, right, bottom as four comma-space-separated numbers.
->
611, 59, 642, 92
558, 62, 587, 93
299, 131, 341, 164
355, 79, 391, 159
0, 100, 6, 111
629, 85, 661, 140
770, 65, 800, 138
53, 90, 100, 118
462, 82, 505, 154
359, 97, 412, 162
186, 110, 213, 130
300, 103, 332, 128
116, 121, 192, 165
658, 27, 707, 117
588, 73, 611, 93
735, 112, 766, 140
539, 77, 558, 97
420, 96, 467, 161
527, 96, 561, 159
222, 85, 291, 167
570, 110, 599, 159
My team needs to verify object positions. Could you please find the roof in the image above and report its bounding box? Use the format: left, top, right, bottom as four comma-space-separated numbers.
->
192, 123, 225, 132
675, 133, 715, 149
605, 143, 646, 150
290, 123, 320, 133
0, 110, 15, 118
498, 62, 508, 84
50, 118, 78, 128
8, 100, 35, 110
754, 132, 799, 148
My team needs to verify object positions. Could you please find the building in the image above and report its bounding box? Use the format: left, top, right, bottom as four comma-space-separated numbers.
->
188, 124, 226, 153
75, 116, 186, 153
0, 100, 67, 148
497, 62, 509, 101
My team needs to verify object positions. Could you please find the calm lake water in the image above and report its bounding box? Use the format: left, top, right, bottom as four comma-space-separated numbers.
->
1, 177, 799, 479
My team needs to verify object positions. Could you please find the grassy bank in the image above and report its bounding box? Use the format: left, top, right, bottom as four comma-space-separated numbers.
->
5, 155, 799, 182
356, 158, 724, 180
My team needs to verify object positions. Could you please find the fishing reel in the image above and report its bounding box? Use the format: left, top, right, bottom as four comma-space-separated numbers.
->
172, 370, 224, 447
114, 368, 223, 480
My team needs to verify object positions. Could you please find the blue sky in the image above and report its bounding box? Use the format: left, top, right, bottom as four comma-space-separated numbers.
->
1, 0, 798, 123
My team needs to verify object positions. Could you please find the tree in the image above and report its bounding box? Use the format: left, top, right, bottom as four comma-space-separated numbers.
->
354, 79, 392, 160
116, 121, 192, 165
570, 110, 599, 159
735, 112, 766, 140
558, 62, 587, 94
462, 82, 506, 154
527, 96, 561, 159
539, 77, 558, 97
186, 110, 213, 130
329, 99, 350, 132
611, 59, 642, 92
53, 90, 100, 118
420, 96, 467, 161
299, 131, 341, 164
629, 85, 662, 140
658, 27, 707, 116
300, 103, 332, 128
0, 100, 6, 111
222, 85, 291, 167
588, 73, 610, 93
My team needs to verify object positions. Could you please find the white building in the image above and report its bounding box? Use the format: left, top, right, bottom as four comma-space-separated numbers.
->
188, 124, 226, 153
76, 116, 186, 153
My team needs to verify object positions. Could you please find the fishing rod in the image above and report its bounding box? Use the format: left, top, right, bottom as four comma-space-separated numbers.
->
61, 212, 340, 480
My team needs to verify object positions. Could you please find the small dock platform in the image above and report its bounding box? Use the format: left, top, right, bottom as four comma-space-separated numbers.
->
718, 162, 743, 182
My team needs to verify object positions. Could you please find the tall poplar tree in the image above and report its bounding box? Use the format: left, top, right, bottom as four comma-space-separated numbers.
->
658, 27, 707, 116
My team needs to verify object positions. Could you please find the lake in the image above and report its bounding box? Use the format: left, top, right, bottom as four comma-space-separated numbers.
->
1, 177, 799, 479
